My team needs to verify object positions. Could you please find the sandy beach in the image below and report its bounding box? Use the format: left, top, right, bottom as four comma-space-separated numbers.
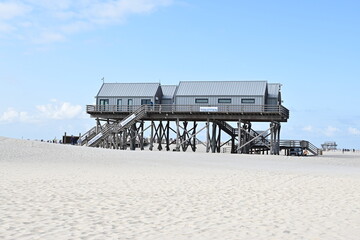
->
1, 136, 359, 240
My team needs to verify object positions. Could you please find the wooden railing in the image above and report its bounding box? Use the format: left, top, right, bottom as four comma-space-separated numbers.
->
86, 104, 289, 118
84, 105, 149, 147
280, 140, 320, 155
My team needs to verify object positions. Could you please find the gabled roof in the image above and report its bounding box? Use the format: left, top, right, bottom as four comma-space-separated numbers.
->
176, 81, 267, 96
97, 83, 160, 97
161, 85, 178, 99
267, 83, 281, 98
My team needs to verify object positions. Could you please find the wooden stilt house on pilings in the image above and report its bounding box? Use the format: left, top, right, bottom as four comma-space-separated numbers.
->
81, 80, 290, 154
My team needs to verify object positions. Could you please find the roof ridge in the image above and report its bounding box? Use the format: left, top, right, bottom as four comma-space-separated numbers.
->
103, 82, 160, 84
179, 80, 268, 83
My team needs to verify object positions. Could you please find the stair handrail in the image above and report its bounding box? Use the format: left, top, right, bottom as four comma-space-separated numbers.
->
307, 141, 319, 155
87, 123, 113, 147
118, 105, 147, 129
88, 105, 148, 147
80, 126, 97, 143
280, 140, 319, 155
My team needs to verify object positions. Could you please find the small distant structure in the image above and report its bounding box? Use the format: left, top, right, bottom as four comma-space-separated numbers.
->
321, 141, 337, 151
63, 132, 80, 145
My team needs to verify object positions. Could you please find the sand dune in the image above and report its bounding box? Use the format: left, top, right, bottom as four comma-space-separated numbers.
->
1, 136, 360, 239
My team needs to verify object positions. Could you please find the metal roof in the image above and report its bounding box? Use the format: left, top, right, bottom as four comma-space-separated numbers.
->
176, 81, 267, 96
267, 83, 281, 98
161, 85, 178, 99
97, 83, 161, 97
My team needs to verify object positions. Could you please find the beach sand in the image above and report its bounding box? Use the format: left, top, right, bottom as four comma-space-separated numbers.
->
1, 136, 359, 239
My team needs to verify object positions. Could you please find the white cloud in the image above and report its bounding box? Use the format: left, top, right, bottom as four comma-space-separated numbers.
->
0, 2, 31, 20
348, 127, 360, 136
0, 108, 34, 123
36, 100, 83, 120
60, 21, 91, 34
0, 100, 84, 124
302, 125, 313, 132
0, 22, 14, 32
322, 126, 339, 137
34, 32, 66, 44
1, 0, 173, 44
84, 0, 172, 24
24, 0, 72, 10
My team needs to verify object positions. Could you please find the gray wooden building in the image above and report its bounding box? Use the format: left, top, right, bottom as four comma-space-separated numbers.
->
82, 80, 298, 155
175, 81, 267, 105
95, 81, 282, 110
267, 83, 282, 105
96, 83, 163, 111
160, 85, 178, 104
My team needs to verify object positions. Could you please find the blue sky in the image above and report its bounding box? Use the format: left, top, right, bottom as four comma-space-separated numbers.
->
1, 0, 359, 149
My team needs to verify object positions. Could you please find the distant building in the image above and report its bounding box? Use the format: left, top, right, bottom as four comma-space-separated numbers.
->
321, 141, 337, 151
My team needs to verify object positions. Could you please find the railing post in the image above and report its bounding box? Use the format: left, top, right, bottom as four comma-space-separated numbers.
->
176, 118, 181, 151
206, 119, 210, 153
149, 121, 154, 151
238, 119, 242, 154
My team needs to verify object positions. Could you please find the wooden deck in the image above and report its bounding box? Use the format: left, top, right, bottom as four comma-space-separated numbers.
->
86, 104, 289, 122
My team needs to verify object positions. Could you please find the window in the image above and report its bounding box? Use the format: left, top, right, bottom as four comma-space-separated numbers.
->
117, 99, 122, 111
99, 99, 109, 111
127, 99, 133, 112
241, 98, 255, 104
195, 98, 209, 104
99, 99, 109, 105
218, 98, 231, 104
141, 99, 152, 105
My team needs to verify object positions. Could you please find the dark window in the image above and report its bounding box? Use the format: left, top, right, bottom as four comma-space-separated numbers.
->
99, 99, 109, 111
99, 99, 109, 105
218, 98, 231, 104
241, 98, 255, 104
127, 99, 133, 111
141, 99, 152, 105
195, 98, 209, 104
117, 99, 122, 111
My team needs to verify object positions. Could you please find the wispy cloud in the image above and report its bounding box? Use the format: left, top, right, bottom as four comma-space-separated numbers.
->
322, 126, 339, 137
0, 2, 31, 33
0, 100, 84, 124
301, 125, 340, 137
0, 0, 173, 44
34, 32, 66, 44
0, 108, 34, 123
36, 100, 83, 120
302, 125, 313, 132
348, 127, 360, 136
0, 2, 30, 20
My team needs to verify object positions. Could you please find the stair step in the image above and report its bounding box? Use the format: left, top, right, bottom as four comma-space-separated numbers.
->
84, 105, 148, 147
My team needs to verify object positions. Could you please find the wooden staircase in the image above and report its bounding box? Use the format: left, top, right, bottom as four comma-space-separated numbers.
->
215, 120, 271, 152
81, 105, 148, 147
280, 140, 320, 156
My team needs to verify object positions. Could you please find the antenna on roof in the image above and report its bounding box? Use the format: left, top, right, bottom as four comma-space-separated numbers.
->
101, 77, 105, 83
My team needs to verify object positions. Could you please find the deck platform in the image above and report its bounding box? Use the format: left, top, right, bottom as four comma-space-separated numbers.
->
86, 104, 289, 122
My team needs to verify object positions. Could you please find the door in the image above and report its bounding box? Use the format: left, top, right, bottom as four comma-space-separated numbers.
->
117, 99, 122, 111
99, 99, 109, 111
127, 99, 133, 112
